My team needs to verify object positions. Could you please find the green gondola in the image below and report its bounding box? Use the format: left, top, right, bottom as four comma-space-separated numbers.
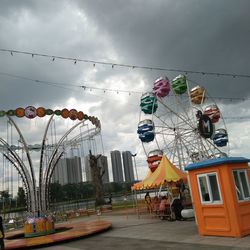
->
171, 75, 187, 94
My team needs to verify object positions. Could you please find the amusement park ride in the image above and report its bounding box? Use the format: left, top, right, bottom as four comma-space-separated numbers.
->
136, 75, 250, 237
137, 75, 229, 172
0, 106, 101, 237
0, 76, 248, 244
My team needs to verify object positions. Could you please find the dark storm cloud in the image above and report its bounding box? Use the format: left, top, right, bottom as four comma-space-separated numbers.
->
0, 0, 63, 19
2, 0, 250, 105
77, 0, 250, 97
0, 0, 249, 178
0, 0, 113, 109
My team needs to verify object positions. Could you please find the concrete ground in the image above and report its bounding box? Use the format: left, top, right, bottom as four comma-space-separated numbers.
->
38, 211, 250, 250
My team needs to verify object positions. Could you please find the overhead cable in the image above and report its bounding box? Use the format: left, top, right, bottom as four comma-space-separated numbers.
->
1, 70, 250, 101
1, 48, 250, 79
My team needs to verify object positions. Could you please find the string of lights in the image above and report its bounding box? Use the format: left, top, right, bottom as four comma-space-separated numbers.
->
80, 85, 142, 95
1, 48, 250, 79
1, 71, 250, 101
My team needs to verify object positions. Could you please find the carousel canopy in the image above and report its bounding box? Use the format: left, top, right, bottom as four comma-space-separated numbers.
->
131, 155, 187, 191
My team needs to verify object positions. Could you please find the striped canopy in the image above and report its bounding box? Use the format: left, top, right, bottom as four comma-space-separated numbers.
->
131, 155, 187, 190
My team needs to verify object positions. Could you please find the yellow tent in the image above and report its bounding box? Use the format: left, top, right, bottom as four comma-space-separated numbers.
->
131, 155, 187, 190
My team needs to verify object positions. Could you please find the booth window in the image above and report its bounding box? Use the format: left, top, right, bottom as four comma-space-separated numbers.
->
197, 173, 222, 204
233, 170, 250, 201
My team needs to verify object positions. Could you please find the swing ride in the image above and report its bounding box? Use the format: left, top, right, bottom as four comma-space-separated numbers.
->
0, 106, 102, 238
138, 75, 229, 172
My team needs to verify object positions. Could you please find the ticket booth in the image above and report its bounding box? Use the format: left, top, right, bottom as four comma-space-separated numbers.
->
185, 157, 250, 237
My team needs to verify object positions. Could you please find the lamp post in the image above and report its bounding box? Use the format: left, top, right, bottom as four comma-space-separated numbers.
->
131, 153, 138, 181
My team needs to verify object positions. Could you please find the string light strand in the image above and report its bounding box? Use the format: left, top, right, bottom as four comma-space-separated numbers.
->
80, 85, 142, 94
1, 48, 250, 79
1, 70, 250, 101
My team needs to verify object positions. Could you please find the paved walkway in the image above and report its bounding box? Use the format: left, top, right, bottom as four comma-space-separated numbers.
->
37, 211, 250, 250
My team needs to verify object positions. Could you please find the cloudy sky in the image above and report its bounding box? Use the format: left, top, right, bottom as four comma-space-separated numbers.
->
0, 0, 250, 187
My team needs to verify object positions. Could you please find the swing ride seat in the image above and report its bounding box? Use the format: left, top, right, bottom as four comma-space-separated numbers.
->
157, 205, 175, 221
154, 198, 175, 221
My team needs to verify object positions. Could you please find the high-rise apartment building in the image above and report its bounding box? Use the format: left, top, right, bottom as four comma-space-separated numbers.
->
67, 156, 82, 183
52, 158, 68, 185
52, 156, 83, 185
122, 151, 135, 182
110, 150, 124, 182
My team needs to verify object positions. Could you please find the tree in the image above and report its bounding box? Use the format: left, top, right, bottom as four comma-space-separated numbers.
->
77, 182, 94, 199
62, 183, 78, 201
0, 190, 9, 200
0, 190, 10, 211
49, 182, 63, 203
16, 187, 26, 207
89, 150, 105, 207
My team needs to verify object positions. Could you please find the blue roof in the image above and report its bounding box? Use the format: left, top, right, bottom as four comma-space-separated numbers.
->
185, 157, 250, 171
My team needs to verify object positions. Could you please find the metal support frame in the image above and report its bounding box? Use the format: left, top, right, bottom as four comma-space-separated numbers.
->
0, 115, 101, 215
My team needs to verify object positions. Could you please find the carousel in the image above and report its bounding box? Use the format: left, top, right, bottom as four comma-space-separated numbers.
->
0, 106, 111, 249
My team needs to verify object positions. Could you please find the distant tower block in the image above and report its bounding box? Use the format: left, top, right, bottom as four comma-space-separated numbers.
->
111, 150, 124, 182
122, 151, 135, 182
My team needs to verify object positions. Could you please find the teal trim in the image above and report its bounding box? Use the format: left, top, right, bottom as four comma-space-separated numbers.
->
185, 157, 250, 171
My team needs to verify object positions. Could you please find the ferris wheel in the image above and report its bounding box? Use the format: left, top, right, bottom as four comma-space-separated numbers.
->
137, 75, 229, 171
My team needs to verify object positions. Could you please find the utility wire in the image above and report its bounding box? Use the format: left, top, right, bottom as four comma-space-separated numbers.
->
1, 48, 250, 79
80, 85, 142, 94
0, 71, 142, 95
0, 71, 76, 91
1, 70, 250, 101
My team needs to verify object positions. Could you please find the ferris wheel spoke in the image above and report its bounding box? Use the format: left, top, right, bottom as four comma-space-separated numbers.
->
157, 99, 195, 130
138, 74, 229, 171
